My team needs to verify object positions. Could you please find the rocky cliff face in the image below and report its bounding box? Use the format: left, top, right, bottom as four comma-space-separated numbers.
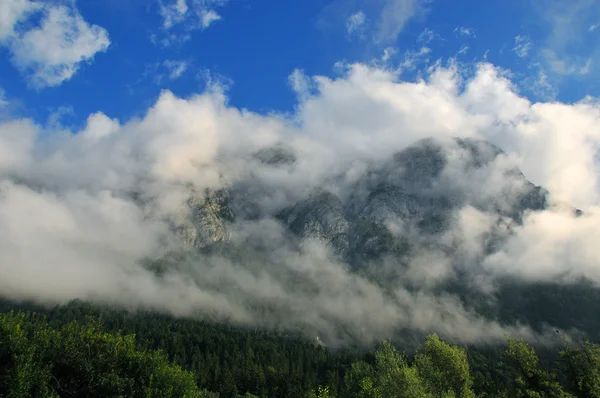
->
170, 137, 549, 260
172, 189, 235, 250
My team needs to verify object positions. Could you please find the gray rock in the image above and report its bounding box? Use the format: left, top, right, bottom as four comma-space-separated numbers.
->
173, 189, 234, 250
278, 190, 350, 256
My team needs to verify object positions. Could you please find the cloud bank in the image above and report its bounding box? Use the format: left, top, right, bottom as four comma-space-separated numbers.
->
0, 60, 600, 345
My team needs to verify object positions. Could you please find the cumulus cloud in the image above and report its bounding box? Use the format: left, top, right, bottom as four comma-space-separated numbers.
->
0, 0, 37, 41
289, 69, 316, 103
483, 208, 600, 283
1, 59, 600, 345
0, 0, 110, 88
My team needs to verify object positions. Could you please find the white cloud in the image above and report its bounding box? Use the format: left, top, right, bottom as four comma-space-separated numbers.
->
382, 47, 398, 62
159, 0, 189, 29
0, 90, 7, 108
534, 0, 599, 77
289, 69, 314, 103
542, 48, 592, 76
399, 46, 430, 70
346, 11, 367, 38
590, 24, 599, 31
1, 60, 600, 343
457, 45, 469, 56
417, 28, 435, 45
513, 35, 533, 58
524, 66, 558, 101
454, 26, 475, 37
200, 9, 221, 29
318, 0, 430, 45
138, 60, 191, 86
376, 0, 431, 43
163, 59, 189, 79
0, 0, 37, 41
0, 0, 110, 88
157, 0, 227, 41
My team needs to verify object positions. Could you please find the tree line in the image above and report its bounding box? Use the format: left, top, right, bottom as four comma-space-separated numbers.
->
0, 300, 599, 397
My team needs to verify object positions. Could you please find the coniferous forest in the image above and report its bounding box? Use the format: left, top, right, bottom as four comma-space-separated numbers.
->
1, 300, 599, 397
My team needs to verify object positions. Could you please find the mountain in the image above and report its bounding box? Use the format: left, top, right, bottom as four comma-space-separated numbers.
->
144, 136, 600, 343
171, 137, 551, 260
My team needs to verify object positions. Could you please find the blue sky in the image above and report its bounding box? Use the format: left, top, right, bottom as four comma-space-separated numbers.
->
1, 0, 599, 128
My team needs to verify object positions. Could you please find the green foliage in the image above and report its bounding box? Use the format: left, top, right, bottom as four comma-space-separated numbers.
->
2, 300, 600, 398
0, 311, 203, 397
308, 385, 333, 398
343, 338, 474, 398
371, 341, 429, 398
344, 360, 377, 397
501, 338, 572, 398
560, 340, 600, 397
0, 301, 362, 397
414, 334, 475, 398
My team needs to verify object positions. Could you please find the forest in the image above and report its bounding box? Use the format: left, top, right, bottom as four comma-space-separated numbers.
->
1, 300, 599, 397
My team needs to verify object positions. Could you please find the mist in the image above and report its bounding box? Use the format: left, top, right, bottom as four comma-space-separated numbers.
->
1, 61, 599, 346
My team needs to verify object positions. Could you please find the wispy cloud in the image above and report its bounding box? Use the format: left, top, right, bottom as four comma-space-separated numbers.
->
137, 59, 191, 86
457, 44, 469, 56
163, 60, 189, 79
534, 0, 599, 76
159, 0, 189, 29
513, 35, 533, 58
0, 89, 7, 108
346, 11, 367, 39
454, 26, 475, 37
542, 49, 592, 76
376, 0, 432, 43
523, 64, 558, 101
155, 0, 227, 46
318, 0, 431, 46
590, 24, 598, 31
399, 46, 430, 70
417, 28, 435, 45
0, 0, 110, 88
